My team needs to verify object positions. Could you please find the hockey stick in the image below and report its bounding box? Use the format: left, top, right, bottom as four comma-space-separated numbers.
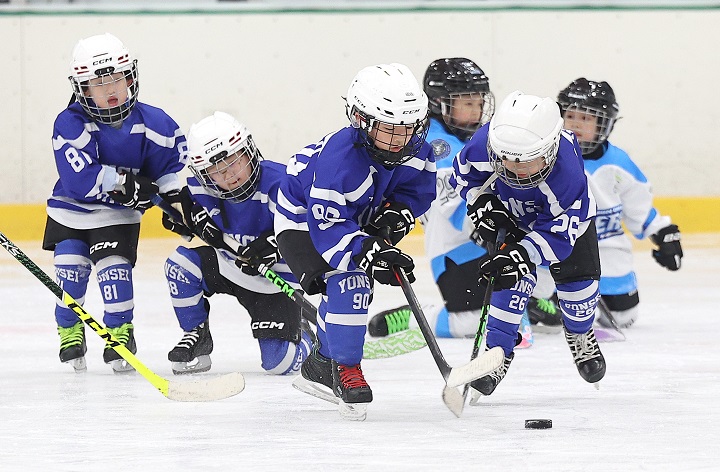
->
151, 195, 318, 324
595, 296, 626, 342
153, 196, 427, 358
0, 230, 244, 402
392, 267, 504, 392
442, 228, 506, 417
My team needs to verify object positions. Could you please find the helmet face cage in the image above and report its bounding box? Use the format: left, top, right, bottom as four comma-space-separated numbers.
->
70, 64, 139, 125
558, 78, 619, 155
424, 58, 494, 140
487, 139, 560, 190
351, 106, 430, 168
562, 104, 615, 155
439, 91, 495, 140
191, 136, 263, 203
69, 34, 139, 125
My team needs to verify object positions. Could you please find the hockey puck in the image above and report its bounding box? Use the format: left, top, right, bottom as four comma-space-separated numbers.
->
525, 419, 552, 429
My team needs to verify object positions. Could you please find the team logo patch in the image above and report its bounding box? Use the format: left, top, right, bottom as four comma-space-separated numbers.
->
431, 139, 451, 160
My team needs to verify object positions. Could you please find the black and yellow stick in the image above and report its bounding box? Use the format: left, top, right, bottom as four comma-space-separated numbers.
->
0, 230, 244, 402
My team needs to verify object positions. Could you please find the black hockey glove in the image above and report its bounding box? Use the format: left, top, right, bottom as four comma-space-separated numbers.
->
365, 202, 416, 246
110, 173, 159, 211
354, 237, 415, 286
467, 194, 524, 245
477, 242, 535, 291
650, 224, 683, 271
235, 232, 280, 276
160, 188, 194, 240
188, 204, 225, 249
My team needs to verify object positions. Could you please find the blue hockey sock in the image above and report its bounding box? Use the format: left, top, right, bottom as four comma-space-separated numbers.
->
165, 247, 210, 332
258, 331, 312, 375
557, 279, 599, 334
321, 271, 371, 366
53, 240, 92, 328
486, 275, 535, 357
95, 255, 134, 328
435, 307, 452, 338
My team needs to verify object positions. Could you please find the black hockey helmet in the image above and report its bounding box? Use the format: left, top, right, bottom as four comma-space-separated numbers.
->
557, 78, 619, 155
423, 58, 494, 140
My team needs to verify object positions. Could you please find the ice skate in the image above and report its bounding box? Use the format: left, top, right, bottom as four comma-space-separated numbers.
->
332, 361, 372, 421
168, 320, 213, 375
469, 351, 514, 405
527, 296, 562, 334
367, 305, 412, 337
58, 322, 87, 373
292, 347, 337, 404
103, 322, 136, 373
564, 325, 606, 384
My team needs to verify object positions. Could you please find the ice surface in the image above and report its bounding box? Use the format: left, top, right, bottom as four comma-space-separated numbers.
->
1, 235, 719, 471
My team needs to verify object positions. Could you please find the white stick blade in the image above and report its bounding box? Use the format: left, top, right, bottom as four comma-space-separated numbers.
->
441, 386, 465, 418
166, 372, 245, 402
445, 346, 504, 388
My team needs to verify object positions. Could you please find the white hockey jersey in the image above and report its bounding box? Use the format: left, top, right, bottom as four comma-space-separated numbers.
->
584, 142, 671, 254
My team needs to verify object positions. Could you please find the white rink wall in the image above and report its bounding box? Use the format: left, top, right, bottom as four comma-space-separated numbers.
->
1, 6, 719, 203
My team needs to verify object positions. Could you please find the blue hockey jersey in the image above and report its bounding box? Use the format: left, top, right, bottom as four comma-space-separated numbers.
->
48, 101, 186, 229
186, 160, 297, 286
275, 126, 436, 271
452, 124, 596, 266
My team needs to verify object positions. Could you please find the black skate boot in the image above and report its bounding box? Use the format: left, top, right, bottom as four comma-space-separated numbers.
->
103, 322, 137, 373
332, 361, 373, 421
58, 322, 87, 373
291, 346, 336, 404
564, 325, 606, 384
468, 351, 514, 403
368, 305, 412, 337
527, 296, 562, 333
168, 320, 213, 375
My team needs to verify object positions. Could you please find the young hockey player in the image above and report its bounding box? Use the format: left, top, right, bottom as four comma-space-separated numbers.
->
275, 63, 435, 420
368, 58, 561, 344
452, 90, 606, 397
44, 33, 185, 373
161, 111, 313, 376
557, 78, 683, 328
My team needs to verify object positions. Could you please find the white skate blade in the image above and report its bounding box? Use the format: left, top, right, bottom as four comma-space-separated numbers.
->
441, 386, 465, 418
339, 400, 368, 421
171, 355, 212, 375
65, 357, 87, 373
166, 372, 245, 402
291, 375, 339, 405
445, 346, 504, 388
468, 387, 483, 406
110, 359, 135, 374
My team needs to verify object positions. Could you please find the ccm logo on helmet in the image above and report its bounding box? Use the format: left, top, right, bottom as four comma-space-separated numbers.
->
403, 108, 421, 114
92, 58, 112, 66
205, 142, 223, 154
251, 321, 285, 330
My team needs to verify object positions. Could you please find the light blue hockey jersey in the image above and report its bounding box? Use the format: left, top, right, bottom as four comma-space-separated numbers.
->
423, 117, 487, 279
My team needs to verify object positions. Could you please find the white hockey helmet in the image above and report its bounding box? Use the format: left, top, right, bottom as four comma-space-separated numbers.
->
487, 91, 564, 189
186, 111, 262, 202
69, 33, 139, 125
345, 63, 429, 167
